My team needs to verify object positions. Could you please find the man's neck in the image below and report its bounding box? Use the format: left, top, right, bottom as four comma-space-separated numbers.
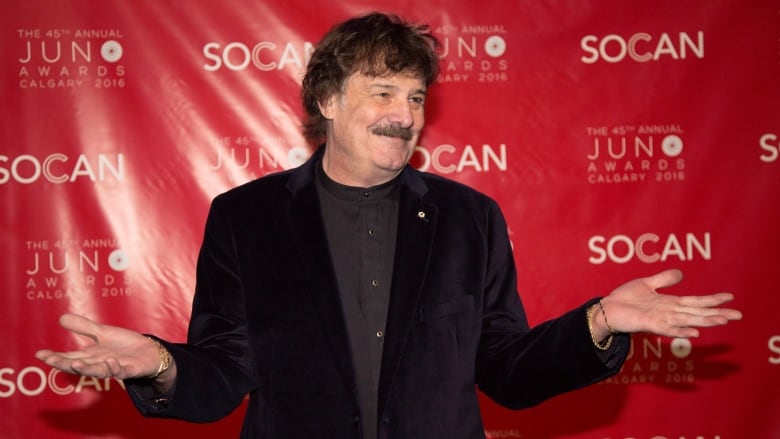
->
321, 147, 400, 188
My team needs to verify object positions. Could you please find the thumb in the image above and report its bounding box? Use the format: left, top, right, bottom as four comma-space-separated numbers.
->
59, 313, 101, 343
643, 269, 683, 291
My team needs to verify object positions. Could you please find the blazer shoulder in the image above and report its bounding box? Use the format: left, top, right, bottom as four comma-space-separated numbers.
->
214, 169, 295, 204
207, 168, 300, 223
417, 171, 498, 209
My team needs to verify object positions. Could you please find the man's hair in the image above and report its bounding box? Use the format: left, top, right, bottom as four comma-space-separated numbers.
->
301, 12, 440, 141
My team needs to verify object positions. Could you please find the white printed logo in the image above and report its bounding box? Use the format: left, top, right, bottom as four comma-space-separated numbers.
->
581, 31, 704, 63
100, 40, 123, 62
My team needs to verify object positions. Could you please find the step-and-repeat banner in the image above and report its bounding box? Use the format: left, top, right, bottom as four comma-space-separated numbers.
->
2, 0, 778, 438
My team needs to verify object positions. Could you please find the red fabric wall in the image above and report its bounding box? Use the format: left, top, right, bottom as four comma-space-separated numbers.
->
2, 1, 778, 437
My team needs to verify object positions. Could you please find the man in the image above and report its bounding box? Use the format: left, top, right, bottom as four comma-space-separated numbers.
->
37, 12, 741, 439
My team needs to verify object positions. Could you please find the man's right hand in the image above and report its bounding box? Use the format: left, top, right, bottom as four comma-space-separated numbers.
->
35, 313, 173, 383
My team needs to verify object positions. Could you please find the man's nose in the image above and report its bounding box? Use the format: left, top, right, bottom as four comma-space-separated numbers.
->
388, 99, 415, 128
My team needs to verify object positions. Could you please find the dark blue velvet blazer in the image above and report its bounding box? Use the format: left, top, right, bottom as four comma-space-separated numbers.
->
129, 147, 628, 438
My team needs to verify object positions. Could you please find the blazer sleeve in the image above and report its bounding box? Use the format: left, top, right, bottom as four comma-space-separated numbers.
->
474, 201, 629, 409
126, 195, 258, 422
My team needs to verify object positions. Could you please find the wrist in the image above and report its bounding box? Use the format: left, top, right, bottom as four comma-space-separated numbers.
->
587, 300, 615, 350
597, 299, 619, 335
144, 336, 171, 380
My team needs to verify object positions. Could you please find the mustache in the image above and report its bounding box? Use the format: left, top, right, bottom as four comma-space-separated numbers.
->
370, 124, 414, 142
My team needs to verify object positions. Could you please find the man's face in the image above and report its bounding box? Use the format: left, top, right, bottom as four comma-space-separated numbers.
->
320, 71, 427, 187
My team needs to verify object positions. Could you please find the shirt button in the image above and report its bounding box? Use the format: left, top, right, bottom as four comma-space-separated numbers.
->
376, 330, 384, 338
371, 279, 379, 287
368, 229, 375, 235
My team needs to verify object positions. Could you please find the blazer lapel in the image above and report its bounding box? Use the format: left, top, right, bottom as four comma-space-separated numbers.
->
287, 155, 359, 402
377, 171, 437, 415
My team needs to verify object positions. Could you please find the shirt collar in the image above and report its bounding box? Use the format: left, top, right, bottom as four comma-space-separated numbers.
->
315, 157, 402, 202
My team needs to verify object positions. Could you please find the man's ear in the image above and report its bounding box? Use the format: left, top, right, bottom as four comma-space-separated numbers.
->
318, 94, 336, 120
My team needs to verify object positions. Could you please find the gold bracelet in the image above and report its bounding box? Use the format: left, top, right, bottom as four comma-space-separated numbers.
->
597, 299, 618, 334
144, 336, 171, 380
587, 304, 613, 351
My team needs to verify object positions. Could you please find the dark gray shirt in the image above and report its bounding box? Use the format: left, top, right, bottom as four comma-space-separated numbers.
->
316, 161, 400, 439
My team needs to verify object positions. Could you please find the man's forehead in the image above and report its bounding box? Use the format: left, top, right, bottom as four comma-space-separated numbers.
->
348, 71, 426, 92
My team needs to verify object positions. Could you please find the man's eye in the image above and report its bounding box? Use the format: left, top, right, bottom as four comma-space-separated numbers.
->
410, 96, 425, 105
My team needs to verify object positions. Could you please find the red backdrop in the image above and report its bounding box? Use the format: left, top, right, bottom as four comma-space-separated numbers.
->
2, 1, 778, 438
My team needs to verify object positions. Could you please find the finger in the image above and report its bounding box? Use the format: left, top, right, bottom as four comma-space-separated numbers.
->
59, 314, 101, 343
669, 327, 700, 339
678, 292, 734, 308
51, 350, 102, 361
693, 314, 733, 327
644, 269, 683, 291
694, 307, 742, 321
37, 354, 83, 373
675, 306, 728, 317
70, 359, 112, 378
37, 346, 111, 368
105, 357, 123, 376
35, 349, 55, 360
35, 350, 63, 368
720, 308, 743, 320
668, 309, 739, 329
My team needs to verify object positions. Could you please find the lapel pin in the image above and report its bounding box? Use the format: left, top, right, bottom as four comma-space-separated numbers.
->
417, 211, 427, 220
